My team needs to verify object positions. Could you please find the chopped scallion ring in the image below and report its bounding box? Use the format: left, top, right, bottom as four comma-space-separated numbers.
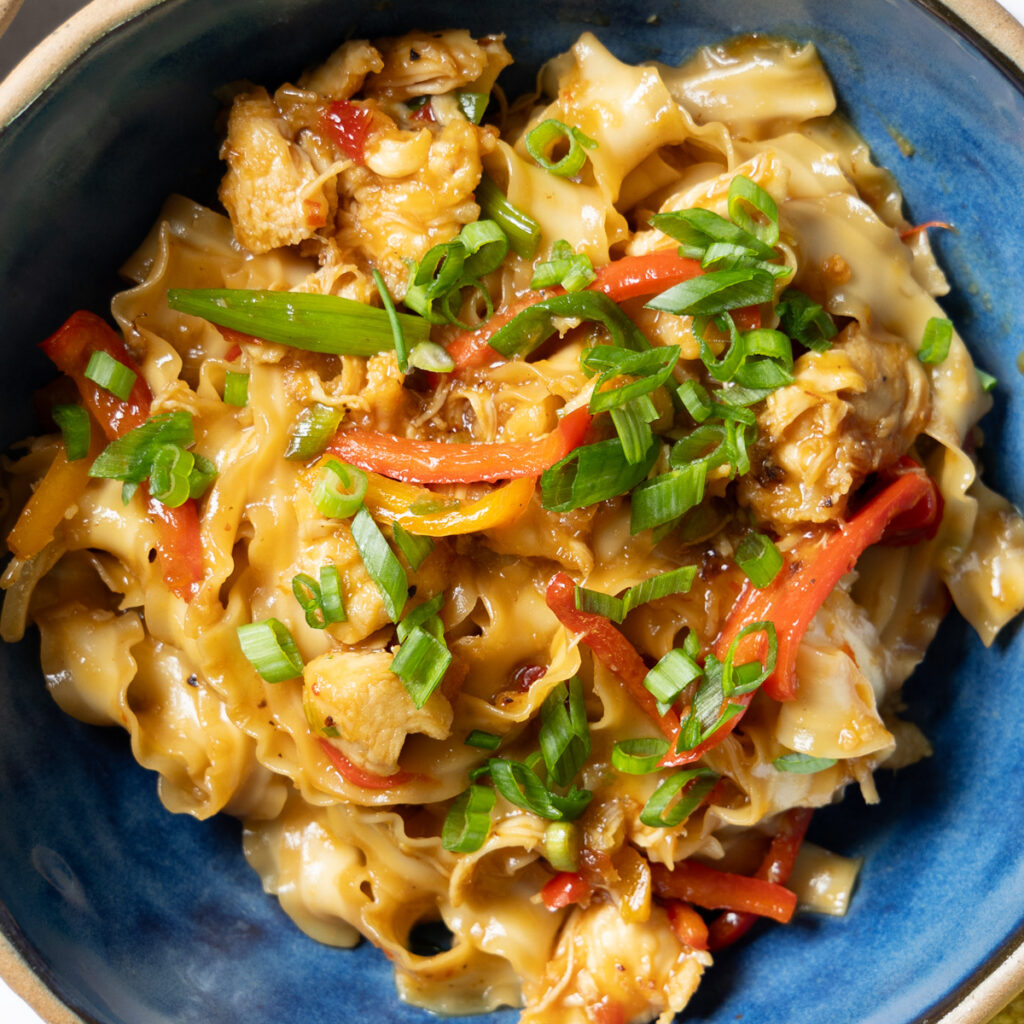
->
643, 648, 703, 713
285, 403, 344, 461
574, 565, 697, 624
392, 521, 435, 571
735, 532, 784, 588
918, 316, 953, 364
441, 784, 496, 853
237, 618, 304, 682
292, 566, 347, 629
313, 459, 368, 519
456, 90, 489, 124
84, 349, 137, 401
773, 752, 838, 774
390, 622, 452, 708
352, 505, 408, 622
639, 767, 718, 828
487, 757, 592, 821
223, 370, 250, 407
727, 174, 780, 247
51, 403, 90, 461
611, 737, 671, 775
542, 821, 580, 872
476, 174, 541, 259
539, 677, 591, 787
630, 460, 708, 534
408, 341, 456, 373
525, 119, 598, 178
465, 730, 502, 751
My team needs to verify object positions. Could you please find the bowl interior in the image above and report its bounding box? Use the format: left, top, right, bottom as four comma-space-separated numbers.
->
2, 1, 1024, 1022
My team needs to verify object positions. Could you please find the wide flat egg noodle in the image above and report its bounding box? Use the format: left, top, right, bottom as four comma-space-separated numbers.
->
3, 26, 1024, 1024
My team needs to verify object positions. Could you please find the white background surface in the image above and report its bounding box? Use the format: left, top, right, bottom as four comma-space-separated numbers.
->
1, 1, 1024, 1022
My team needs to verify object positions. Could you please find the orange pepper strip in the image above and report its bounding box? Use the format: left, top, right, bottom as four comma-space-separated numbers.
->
37, 310, 203, 601
651, 860, 798, 924
666, 900, 710, 951
7, 434, 101, 560
545, 571, 679, 741
446, 251, 704, 370
363, 473, 535, 537
326, 406, 592, 484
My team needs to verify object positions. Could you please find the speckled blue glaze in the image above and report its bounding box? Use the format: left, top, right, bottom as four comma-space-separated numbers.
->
1, 1, 1023, 1022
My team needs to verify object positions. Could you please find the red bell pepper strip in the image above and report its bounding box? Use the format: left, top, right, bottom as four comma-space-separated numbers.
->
540, 870, 592, 910
546, 571, 679, 740
317, 737, 418, 790
706, 807, 813, 950
661, 464, 940, 767
446, 250, 704, 370
39, 310, 204, 601
650, 859, 798, 924
666, 899, 710, 951
326, 406, 592, 484
322, 100, 374, 163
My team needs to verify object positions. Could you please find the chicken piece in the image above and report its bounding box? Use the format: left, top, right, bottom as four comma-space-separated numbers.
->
219, 87, 338, 253
739, 324, 929, 531
299, 39, 385, 100
302, 649, 452, 776
520, 902, 710, 1024
335, 115, 496, 296
363, 30, 512, 100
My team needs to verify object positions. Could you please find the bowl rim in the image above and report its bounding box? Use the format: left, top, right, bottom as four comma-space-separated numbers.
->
1, 1, 1024, 1023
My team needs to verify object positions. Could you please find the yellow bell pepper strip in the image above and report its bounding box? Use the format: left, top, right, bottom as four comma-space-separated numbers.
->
37, 310, 204, 601
363, 472, 535, 537
326, 406, 592, 484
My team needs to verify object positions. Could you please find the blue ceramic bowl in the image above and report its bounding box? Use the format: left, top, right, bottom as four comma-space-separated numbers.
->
2, 1, 1024, 1022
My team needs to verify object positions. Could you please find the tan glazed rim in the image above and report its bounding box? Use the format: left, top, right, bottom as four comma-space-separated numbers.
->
1, 1, 1024, 1023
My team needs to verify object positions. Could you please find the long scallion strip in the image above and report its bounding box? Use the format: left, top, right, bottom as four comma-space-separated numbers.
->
773, 752, 838, 774
148, 444, 195, 507
574, 565, 697, 623
237, 618, 304, 682
167, 288, 431, 356
650, 207, 777, 262
84, 349, 137, 401
372, 268, 409, 373
476, 174, 541, 259
351, 506, 407, 622
441, 784, 496, 853
51, 403, 90, 461
646, 267, 776, 318
639, 767, 718, 828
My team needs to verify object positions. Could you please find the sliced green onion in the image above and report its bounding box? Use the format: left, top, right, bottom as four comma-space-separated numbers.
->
582, 344, 680, 414
237, 618, 304, 682
392, 521, 435, 571
643, 648, 703, 712
476, 174, 540, 259
285, 403, 345, 460
89, 411, 194, 484
188, 453, 218, 501
223, 370, 250, 407
677, 379, 714, 423
646, 267, 775, 318
630, 461, 708, 534
167, 288, 430, 356
525, 119, 598, 178
539, 677, 591, 787
543, 821, 580, 872
918, 316, 953, 364
352, 505, 407, 622
487, 757, 592, 821
408, 341, 455, 373
720, 620, 777, 697
611, 736, 670, 775
390, 622, 452, 708
441, 784, 496, 853
148, 443, 195, 507
530, 239, 596, 292
313, 459, 368, 519
776, 288, 836, 353
574, 565, 697, 624
465, 729, 502, 751
609, 398, 657, 465
977, 368, 998, 392
84, 349, 137, 401
727, 174, 780, 247
459, 219, 509, 280
318, 565, 346, 623
541, 436, 658, 513
292, 567, 346, 629
51, 403, 90, 461
639, 767, 718, 828
456, 90, 489, 124
396, 592, 445, 643
372, 268, 408, 373
650, 206, 778, 262
773, 752, 838, 774
488, 289, 649, 358
735, 532, 783, 588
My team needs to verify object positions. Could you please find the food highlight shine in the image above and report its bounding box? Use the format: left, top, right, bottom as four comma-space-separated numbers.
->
3, 26, 1024, 1024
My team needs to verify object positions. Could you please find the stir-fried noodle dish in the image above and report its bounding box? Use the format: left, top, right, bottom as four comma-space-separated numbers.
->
4, 27, 1024, 1024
